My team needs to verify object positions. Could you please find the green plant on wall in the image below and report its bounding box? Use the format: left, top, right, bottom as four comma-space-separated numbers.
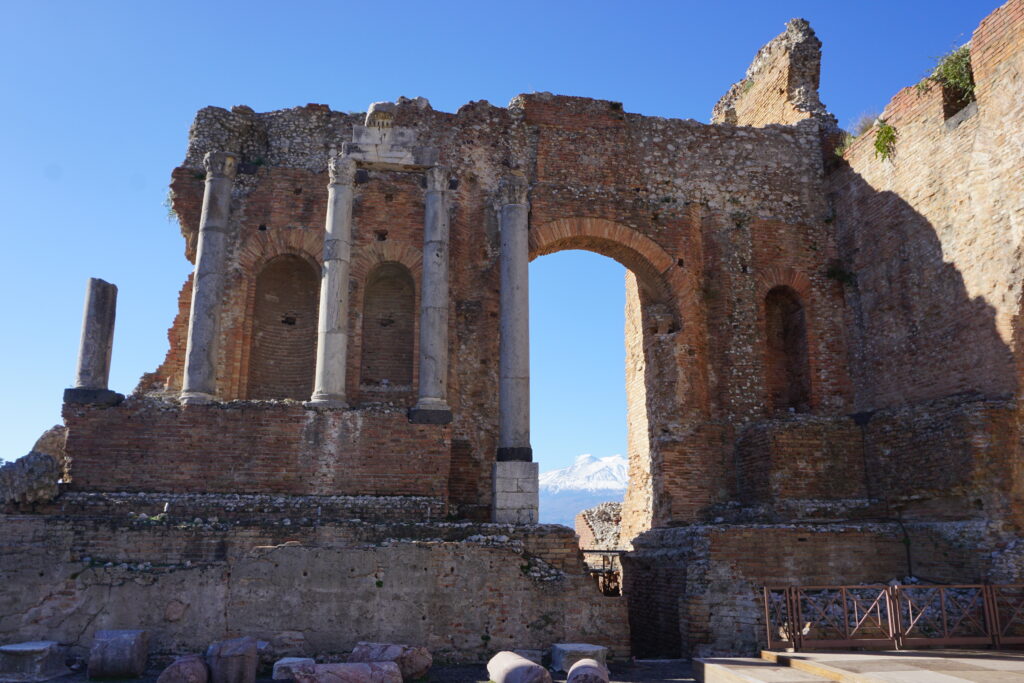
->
915, 45, 975, 103
874, 120, 897, 161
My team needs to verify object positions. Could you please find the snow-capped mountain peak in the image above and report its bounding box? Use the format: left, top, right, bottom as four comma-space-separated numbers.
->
538, 453, 628, 493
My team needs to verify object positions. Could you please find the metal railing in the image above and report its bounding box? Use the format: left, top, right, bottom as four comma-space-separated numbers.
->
581, 549, 625, 596
764, 584, 1024, 651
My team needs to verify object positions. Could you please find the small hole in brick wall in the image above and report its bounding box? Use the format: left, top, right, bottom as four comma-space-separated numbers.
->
258, 224, 267, 231
797, 537, 808, 542
741, 263, 749, 274
302, 571, 308, 577
677, 258, 685, 268
293, 187, 302, 195
384, 193, 394, 202
375, 230, 388, 241
281, 316, 296, 326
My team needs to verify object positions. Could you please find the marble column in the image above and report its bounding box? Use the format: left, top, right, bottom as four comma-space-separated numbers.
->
410, 165, 453, 424
493, 175, 537, 524
64, 278, 122, 405
309, 154, 357, 407
180, 151, 237, 405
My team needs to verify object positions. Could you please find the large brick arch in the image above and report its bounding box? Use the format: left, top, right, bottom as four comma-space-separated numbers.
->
528, 216, 709, 538
530, 217, 676, 304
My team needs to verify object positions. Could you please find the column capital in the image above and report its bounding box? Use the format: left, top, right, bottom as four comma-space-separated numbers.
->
497, 175, 529, 206
328, 154, 357, 186
424, 165, 451, 192
203, 151, 238, 179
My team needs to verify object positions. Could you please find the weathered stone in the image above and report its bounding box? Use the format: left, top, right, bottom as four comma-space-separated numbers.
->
272, 657, 315, 681
88, 629, 149, 678
294, 662, 401, 683
206, 636, 257, 683
566, 658, 609, 683
157, 655, 208, 683
72, 278, 118, 392
410, 165, 452, 424
486, 651, 551, 683
0, 641, 68, 682
551, 644, 607, 673
180, 151, 237, 405
309, 154, 355, 408
346, 642, 431, 681
0, 451, 61, 504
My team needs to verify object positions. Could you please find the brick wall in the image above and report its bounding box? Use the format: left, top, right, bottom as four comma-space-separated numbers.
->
247, 254, 319, 400
64, 398, 451, 498
360, 262, 416, 390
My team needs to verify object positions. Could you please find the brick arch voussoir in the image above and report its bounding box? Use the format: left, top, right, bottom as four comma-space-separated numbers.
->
530, 217, 678, 305
755, 266, 813, 303
350, 242, 423, 284
238, 230, 323, 276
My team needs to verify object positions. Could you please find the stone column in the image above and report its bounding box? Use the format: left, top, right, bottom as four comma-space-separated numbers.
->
64, 278, 122, 405
180, 151, 237, 405
410, 165, 453, 424
493, 175, 538, 524
309, 155, 357, 407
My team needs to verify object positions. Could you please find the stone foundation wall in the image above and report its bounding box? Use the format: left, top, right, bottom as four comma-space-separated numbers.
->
0, 514, 629, 663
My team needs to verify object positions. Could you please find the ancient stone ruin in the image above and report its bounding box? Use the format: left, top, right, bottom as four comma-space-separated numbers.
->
2, 0, 1023, 672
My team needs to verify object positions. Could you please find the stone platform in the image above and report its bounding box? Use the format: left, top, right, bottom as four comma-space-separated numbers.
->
697, 649, 1024, 682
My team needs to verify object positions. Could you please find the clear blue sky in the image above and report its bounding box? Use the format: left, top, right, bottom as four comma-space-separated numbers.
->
0, 1, 997, 469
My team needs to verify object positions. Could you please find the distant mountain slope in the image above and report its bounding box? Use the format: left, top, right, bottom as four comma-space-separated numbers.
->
538, 454, 627, 526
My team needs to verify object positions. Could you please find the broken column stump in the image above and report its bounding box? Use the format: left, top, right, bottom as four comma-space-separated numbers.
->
346, 642, 431, 681
206, 637, 258, 683
551, 644, 608, 673
88, 629, 149, 679
156, 654, 208, 683
566, 658, 610, 683
486, 651, 552, 683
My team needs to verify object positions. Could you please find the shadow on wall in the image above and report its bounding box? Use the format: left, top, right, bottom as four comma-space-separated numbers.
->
831, 168, 1016, 412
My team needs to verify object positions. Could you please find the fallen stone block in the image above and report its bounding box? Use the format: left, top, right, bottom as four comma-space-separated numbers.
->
347, 642, 431, 681
294, 662, 401, 683
157, 655, 208, 683
272, 657, 315, 680
486, 651, 551, 683
88, 629, 149, 679
0, 641, 69, 682
550, 644, 607, 673
566, 658, 609, 683
206, 637, 258, 683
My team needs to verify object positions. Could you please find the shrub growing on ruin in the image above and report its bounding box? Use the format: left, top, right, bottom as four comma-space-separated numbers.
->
874, 121, 897, 161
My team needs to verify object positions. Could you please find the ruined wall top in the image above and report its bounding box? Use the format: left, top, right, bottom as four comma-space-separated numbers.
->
712, 18, 837, 131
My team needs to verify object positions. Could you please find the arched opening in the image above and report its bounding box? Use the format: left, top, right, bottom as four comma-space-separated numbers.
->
247, 254, 319, 400
531, 251, 629, 532
360, 262, 415, 391
764, 285, 811, 413
528, 218, 686, 549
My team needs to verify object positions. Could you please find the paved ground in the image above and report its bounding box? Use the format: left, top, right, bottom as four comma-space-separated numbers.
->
427, 659, 694, 681
57, 659, 694, 683
784, 649, 1024, 681
701, 649, 1024, 682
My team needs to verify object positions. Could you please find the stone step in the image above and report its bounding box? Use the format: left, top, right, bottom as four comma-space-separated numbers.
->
695, 657, 832, 683
759, 652, 851, 681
